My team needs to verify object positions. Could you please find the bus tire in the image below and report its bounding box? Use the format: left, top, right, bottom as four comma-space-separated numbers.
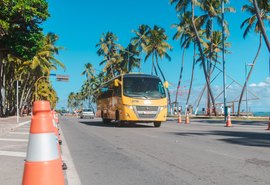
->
115, 111, 121, 127
154, 121, 161, 127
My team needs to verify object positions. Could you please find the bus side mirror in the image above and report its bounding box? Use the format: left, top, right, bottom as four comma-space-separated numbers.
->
114, 79, 122, 87
163, 81, 169, 89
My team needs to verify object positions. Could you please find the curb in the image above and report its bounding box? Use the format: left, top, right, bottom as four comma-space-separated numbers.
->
0, 120, 30, 136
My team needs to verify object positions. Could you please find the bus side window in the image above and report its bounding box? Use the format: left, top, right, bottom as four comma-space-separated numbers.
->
113, 86, 121, 97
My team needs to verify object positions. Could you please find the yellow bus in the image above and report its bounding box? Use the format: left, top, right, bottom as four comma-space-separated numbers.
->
96, 73, 168, 127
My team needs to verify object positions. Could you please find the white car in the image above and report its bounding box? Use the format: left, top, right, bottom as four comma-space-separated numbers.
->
79, 109, 95, 119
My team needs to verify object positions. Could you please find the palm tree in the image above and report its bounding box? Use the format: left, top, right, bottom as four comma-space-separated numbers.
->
252, 0, 270, 52
198, 0, 235, 115
169, 0, 191, 13
96, 32, 122, 78
237, 0, 267, 116
119, 44, 140, 73
190, 0, 219, 115
170, 0, 217, 115
67, 92, 83, 113
81, 63, 95, 80
172, 11, 195, 108
28, 33, 65, 102
143, 25, 173, 105
131, 25, 150, 71
81, 62, 96, 109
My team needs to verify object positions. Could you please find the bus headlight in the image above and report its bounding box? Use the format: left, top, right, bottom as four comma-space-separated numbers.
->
160, 106, 167, 110
124, 105, 133, 110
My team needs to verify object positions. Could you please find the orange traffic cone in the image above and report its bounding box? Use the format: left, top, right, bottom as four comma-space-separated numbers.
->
225, 115, 232, 127
53, 110, 59, 124
185, 114, 190, 124
50, 111, 67, 170
266, 117, 270, 130
22, 101, 65, 185
177, 114, 182, 124
51, 111, 61, 144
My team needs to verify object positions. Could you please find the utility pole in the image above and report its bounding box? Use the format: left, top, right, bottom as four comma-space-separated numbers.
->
222, 0, 227, 121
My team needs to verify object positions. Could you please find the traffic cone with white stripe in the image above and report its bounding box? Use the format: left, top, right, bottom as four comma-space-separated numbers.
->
22, 101, 64, 185
177, 113, 182, 124
185, 114, 190, 124
225, 115, 232, 127
50, 111, 67, 170
53, 110, 59, 124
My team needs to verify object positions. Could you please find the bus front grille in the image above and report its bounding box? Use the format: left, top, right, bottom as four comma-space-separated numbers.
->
134, 106, 159, 119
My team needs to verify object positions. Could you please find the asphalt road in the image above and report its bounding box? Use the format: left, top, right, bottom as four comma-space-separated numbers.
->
60, 116, 270, 185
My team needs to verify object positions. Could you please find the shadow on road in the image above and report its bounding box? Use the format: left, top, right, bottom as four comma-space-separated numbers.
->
195, 119, 267, 126
79, 120, 154, 128
173, 130, 270, 148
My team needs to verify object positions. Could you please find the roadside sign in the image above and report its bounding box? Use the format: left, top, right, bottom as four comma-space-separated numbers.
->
56, 75, 69, 82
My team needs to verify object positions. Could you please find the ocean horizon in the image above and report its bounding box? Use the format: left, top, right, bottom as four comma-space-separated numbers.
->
252, 112, 270, 117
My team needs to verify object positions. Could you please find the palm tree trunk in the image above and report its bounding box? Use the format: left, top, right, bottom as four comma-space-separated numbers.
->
154, 52, 171, 106
185, 43, 196, 115
237, 34, 262, 116
252, 0, 270, 52
191, 17, 217, 116
175, 45, 186, 107
0, 66, 2, 116
190, 0, 216, 116
207, 18, 214, 116
152, 54, 158, 76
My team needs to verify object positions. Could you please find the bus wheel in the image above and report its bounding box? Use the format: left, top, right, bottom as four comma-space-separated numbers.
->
115, 111, 121, 127
154, 121, 161, 127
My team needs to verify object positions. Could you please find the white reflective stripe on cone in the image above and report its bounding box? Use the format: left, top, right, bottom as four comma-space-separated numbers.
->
26, 133, 59, 162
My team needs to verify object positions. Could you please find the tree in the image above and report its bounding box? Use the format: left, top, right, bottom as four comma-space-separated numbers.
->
131, 24, 150, 71
119, 44, 140, 73
198, 0, 235, 115
81, 63, 95, 80
0, 0, 49, 116
237, 0, 267, 115
143, 25, 173, 105
81, 62, 96, 109
96, 32, 123, 78
67, 92, 83, 112
172, 11, 196, 108
27, 33, 65, 102
252, 0, 270, 52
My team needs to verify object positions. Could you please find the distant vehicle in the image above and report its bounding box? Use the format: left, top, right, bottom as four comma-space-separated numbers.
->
79, 108, 95, 119
96, 73, 168, 127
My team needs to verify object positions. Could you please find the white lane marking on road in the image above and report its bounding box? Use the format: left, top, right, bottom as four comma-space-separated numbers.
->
18, 120, 30, 127
0, 138, 28, 142
60, 126, 82, 185
10, 132, 29, 135
0, 151, 26, 157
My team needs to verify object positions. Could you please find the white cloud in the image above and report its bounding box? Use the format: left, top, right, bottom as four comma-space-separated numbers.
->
248, 77, 270, 87
266, 77, 270, 83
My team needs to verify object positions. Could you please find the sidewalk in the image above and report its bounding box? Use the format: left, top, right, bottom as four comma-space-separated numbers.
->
0, 116, 31, 136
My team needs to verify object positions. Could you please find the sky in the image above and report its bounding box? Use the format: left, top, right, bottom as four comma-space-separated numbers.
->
43, 0, 270, 112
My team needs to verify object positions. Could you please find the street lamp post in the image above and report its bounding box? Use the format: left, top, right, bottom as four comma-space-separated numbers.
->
222, 0, 227, 121
35, 74, 69, 100
16, 80, 19, 123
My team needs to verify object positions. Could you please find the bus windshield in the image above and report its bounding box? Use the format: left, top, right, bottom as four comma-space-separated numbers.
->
123, 77, 166, 99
